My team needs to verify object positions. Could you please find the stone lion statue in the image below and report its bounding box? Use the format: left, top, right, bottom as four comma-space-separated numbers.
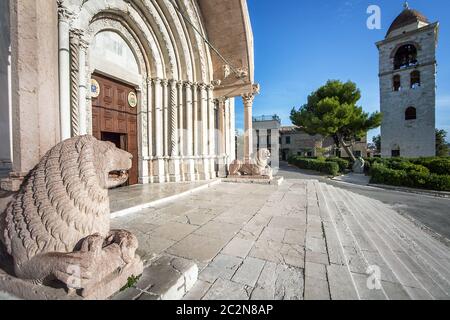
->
229, 148, 273, 179
0, 135, 141, 296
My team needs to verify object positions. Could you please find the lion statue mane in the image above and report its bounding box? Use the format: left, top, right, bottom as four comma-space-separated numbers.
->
229, 148, 273, 179
0, 135, 140, 292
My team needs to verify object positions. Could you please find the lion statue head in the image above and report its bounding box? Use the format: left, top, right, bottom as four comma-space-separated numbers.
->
255, 148, 271, 169
1, 135, 132, 268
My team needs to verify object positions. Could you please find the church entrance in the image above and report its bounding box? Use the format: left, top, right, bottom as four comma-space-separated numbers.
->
91, 73, 139, 186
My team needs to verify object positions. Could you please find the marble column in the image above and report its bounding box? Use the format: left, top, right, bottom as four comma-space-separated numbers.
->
224, 98, 230, 169
192, 82, 200, 180
207, 85, 216, 178
177, 81, 185, 181
153, 78, 165, 183
58, 5, 72, 140
199, 84, 210, 180
78, 36, 88, 135
162, 79, 170, 181
229, 99, 236, 162
169, 79, 181, 182
217, 97, 227, 176
146, 78, 153, 183
242, 93, 255, 163
184, 82, 196, 181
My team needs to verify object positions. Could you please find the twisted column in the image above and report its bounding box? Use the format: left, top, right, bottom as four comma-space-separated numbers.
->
58, 3, 73, 140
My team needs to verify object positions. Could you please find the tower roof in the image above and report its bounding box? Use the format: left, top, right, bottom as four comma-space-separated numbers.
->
386, 3, 429, 37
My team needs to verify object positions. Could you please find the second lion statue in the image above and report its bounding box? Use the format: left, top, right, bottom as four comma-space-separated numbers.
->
229, 148, 273, 179
0, 135, 142, 296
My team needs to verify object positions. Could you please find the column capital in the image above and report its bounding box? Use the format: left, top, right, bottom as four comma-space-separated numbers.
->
177, 81, 184, 89
242, 93, 255, 107
169, 79, 178, 87
161, 79, 169, 87
198, 83, 208, 91
152, 77, 162, 86
183, 81, 193, 89
57, 3, 74, 23
206, 84, 215, 91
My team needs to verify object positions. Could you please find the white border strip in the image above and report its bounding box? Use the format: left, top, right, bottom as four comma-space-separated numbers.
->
111, 179, 222, 219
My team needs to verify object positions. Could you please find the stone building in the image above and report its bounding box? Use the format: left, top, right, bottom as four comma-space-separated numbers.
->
279, 126, 368, 161
377, 4, 438, 158
252, 115, 281, 170
0, 0, 259, 191
279, 126, 324, 161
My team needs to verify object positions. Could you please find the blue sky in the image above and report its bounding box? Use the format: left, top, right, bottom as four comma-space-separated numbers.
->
234, 0, 450, 143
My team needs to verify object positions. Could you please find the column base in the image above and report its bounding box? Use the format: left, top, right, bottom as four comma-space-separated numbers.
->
169, 157, 182, 183
152, 158, 166, 184
200, 157, 210, 180
184, 158, 197, 182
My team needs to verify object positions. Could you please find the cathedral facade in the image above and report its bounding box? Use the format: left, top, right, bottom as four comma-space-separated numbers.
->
377, 4, 438, 158
0, 0, 259, 191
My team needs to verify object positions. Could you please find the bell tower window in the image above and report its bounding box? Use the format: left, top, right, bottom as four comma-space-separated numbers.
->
393, 75, 401, 91
410, 71, 421, 89
394, 44, 418, 70
405, 107, 417, 120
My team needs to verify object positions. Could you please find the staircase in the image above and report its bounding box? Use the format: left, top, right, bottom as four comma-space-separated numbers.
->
314, 181, 450, 300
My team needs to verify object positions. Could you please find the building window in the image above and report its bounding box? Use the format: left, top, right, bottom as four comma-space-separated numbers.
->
393, 75, 401, 91
297, 152, 302, 156
286, 136, 291, 144
394, 44, 418, 70
405, 107, 417, 120
391, 150, 401, 158
354, 151, 362, 158
307, 152, 313, 157
410, 71, 421, 89
267, 129, 272, 149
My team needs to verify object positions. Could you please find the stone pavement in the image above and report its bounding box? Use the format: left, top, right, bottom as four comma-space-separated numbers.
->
111, 179, 450, 300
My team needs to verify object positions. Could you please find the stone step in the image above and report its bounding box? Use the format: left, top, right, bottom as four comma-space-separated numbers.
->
351, 194, 450, 299
364, 196, 450, 264
315, 183, 360, 300
336, 187, 450, 300
323, 184, 396, 300
322, 184, 430, 299
112, 255, 198, 300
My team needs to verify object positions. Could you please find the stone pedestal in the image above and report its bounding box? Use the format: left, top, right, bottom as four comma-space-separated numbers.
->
169, 157, 181, 182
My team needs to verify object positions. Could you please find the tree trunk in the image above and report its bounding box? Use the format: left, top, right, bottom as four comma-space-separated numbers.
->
338, 135, 356, 162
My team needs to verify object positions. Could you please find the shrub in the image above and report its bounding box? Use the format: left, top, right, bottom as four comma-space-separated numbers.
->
289, 156, 339, 176
370, 163, 450, 191
326, 157, 349, 173
410, 158, 450, 175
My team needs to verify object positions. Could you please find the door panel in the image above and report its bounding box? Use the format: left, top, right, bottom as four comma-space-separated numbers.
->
91, 73, 139, 185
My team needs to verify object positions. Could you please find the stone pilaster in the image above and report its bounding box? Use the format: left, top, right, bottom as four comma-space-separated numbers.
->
177, 81, 185, 181
199, 83, 210, 180
152, 78, 165, 183
161, 79, 170, 182
58, 3, 73, 140
184, 81, 196, 181
207, 85, 216, 178
192, 82, 200, 180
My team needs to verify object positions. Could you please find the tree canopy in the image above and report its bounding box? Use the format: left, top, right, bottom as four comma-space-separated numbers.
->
290, 80, 382, 161
436, 129, 449, 157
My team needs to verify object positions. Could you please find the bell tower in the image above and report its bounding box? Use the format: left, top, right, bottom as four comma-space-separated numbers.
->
376, 3, 439, 158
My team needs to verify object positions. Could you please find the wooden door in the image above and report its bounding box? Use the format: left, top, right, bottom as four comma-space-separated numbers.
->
91, 74, 139, 185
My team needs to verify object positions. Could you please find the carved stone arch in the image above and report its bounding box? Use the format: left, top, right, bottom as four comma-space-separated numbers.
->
133, 0, 180, 79
188, 0, 214, 82
178, 0, 211, 83
159, 0, 196, 81
74, 0, 169, 79
86, 18, 149, 79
